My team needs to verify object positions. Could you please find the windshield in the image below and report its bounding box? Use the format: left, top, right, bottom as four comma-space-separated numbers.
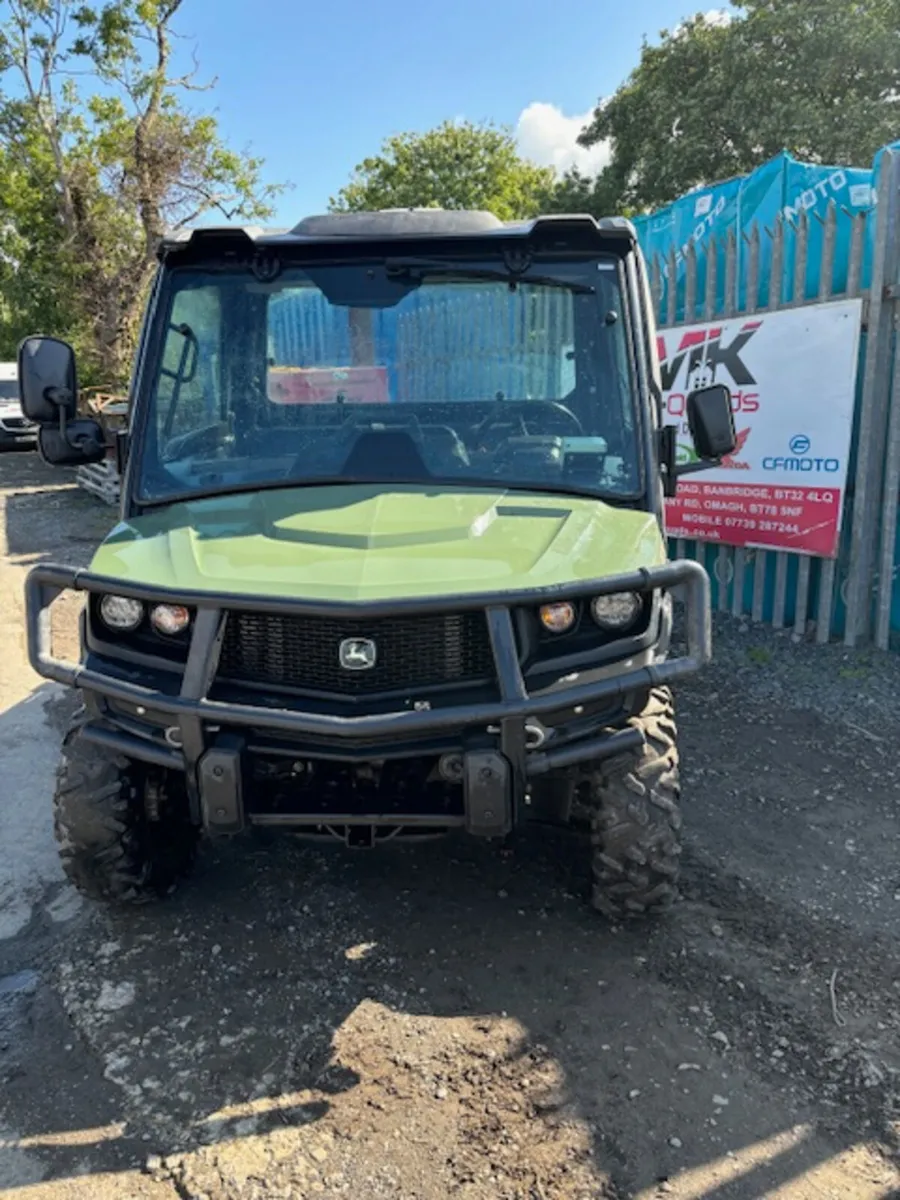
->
137, 257, 643, 504
0, 381, 18, 402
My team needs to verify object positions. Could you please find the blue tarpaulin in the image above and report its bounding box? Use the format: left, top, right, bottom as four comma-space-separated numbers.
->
635, 150, 877, 319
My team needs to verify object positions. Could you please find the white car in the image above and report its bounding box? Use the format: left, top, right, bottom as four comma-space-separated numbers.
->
0, 362, 38, 449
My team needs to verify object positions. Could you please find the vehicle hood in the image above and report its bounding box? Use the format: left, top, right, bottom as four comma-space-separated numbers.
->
90, 484, 665, 602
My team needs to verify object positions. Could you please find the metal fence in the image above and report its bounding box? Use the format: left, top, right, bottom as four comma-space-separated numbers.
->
648, 147, 900, 650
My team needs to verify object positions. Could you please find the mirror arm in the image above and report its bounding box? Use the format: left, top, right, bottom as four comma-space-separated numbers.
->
41, 386, 105, 460
42, 385, 104, 457
51, 388, 81, 449
673, 457, 723, 478
55, 396, 69, 443
41, 386, 76, 443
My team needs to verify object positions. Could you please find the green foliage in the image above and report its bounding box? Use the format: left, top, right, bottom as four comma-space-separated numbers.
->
0, 0, 284, 382
0, 122, 83, 354
541, 166, 638, 220
331, 120, 555, 221
746, 646, 772, 666
577, 0, 900, 213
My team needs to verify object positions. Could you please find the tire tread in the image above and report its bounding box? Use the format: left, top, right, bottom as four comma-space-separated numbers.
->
54, 710, 196, 904
587, 686, 682, 919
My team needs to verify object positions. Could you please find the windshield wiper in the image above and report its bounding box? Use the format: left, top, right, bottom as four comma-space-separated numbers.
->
384, 257, 595, 295
140, 473, 639, 510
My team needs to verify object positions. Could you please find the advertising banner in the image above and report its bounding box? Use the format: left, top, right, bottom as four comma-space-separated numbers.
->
661, 298, 862, 558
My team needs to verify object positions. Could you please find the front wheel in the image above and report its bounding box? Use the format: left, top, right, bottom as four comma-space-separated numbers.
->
585, 687, 682, 919
54, 712, 198, 904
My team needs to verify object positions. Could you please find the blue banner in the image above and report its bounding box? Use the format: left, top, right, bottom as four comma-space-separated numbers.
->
636, 150, 878, 322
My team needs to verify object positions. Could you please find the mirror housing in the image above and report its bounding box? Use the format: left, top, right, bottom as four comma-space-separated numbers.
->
18, 335, 78, 424
660, 383, 737, 497
686, 383, 737, 460
37, 421, 106, 466
17, 334, 106, 466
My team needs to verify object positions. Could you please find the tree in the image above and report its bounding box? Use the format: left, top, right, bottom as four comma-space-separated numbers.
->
542, 166, 627, 220
577, 0, 900, 212
0, 0, 283, 382
330, 120, 555, 221
0, 124, 78, 357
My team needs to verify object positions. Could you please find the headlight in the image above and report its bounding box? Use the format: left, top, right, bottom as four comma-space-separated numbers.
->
98, 594, 144, 631
590, 591, 642, 631
150, 603, 191, 636
538, 601, 577, 634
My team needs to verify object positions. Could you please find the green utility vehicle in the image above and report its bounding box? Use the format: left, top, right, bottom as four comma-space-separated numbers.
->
20, 209, 735, 917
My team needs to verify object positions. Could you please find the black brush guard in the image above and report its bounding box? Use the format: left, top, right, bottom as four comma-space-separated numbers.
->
25, 560, 711, 838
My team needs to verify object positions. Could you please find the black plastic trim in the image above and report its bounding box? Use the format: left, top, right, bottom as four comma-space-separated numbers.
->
80, 721, 184, 771
27, 559, 711, 743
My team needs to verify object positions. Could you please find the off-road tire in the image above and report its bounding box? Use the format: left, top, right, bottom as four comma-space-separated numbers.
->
54, 710, 198, 903
587, 686, 681, 918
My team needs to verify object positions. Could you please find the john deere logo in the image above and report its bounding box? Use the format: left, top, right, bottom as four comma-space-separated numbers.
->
339, 637, 377, 671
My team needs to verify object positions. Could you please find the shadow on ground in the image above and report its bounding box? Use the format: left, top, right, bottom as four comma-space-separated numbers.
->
3, 821, 896, 1198
1, 452, 113, 568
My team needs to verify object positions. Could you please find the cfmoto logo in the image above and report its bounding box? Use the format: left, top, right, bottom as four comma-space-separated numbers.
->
762, 431, 839, 473
339, 637, 377, 671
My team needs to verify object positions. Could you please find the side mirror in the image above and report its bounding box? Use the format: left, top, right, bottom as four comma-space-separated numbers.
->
686, 383, 737, 460
659, 383, 737, 497
18, 335, 77, 423
17, 335, 106, 466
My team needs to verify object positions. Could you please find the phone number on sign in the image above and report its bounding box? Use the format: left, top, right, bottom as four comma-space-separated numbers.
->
665, 481, 843, 556
674, 514, 802, 536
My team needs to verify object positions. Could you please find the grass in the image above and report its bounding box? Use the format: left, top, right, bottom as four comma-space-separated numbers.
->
837, 665, 870, 680
747, 646, 772, 666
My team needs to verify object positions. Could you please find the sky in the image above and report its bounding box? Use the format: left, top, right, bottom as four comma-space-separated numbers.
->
170, 0, 716, 227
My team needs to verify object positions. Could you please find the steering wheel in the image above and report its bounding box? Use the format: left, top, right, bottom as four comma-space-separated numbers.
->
473, 400, 584, 446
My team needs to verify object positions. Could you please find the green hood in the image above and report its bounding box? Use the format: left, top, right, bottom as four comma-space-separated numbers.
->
90, 485, 665, 602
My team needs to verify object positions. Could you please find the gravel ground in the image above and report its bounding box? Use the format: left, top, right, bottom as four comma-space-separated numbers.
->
0, 451, 899, 1200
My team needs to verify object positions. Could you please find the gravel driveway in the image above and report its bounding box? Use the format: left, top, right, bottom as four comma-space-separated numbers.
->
0, 451, 898, 1200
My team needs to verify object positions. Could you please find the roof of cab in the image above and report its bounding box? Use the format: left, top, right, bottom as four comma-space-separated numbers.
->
157, 208, 638, 258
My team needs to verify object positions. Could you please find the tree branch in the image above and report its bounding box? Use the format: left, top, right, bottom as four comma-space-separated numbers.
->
6, 0, 78, 237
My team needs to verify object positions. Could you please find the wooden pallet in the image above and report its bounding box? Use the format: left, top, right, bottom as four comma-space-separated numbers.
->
75, 391, 127, 506
76, 459, 121, 506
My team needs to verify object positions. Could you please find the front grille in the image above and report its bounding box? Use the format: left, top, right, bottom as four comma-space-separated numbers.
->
0, 417, 31, 431
217, 610, 496, 696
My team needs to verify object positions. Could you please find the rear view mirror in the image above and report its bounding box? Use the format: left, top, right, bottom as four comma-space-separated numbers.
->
18, 336, 78, 424
17, 334, 106, 466
686, 383, 736, 460
661, 382, 738, 496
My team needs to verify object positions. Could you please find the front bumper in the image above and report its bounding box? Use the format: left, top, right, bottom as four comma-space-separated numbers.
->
26, 560, 711, 834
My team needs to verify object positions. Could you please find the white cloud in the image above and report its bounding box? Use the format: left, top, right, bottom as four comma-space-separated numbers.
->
674, 6, 733, 35
515, 10, 732, 176
515, 102, 611, 177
